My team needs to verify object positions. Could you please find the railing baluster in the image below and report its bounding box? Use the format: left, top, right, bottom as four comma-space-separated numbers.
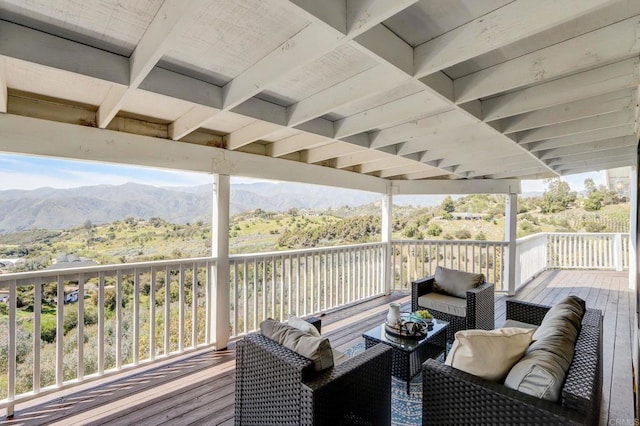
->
116, 270, 122, 368
98, 271, 105, 373
164, 266, 170, 356
133, 269, 139, 365
149, 268, 156, 360
8, 280, 17, 417
192, 263, 198, 347
33, 278, 41, 393
243, 259, 248, 335
78, 273, 85, 378
56, 276, 64, 386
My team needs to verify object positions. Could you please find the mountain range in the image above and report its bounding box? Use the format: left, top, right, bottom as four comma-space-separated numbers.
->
0, 182, 543, 234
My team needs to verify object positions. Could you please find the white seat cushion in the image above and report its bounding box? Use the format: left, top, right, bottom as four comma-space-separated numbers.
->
502, 319, 539, 332
418, 292, 467, 317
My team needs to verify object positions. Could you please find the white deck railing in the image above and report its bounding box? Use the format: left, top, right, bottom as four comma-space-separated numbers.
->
0, 233, 629, 414
391, 240, 508, 292
228, 242, 386, 338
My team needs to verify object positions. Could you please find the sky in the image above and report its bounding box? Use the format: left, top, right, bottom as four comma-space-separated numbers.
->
0, 153, 607, 192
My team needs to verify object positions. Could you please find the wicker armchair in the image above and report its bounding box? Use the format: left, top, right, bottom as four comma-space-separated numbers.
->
235, 318, 393, 426
411, 274, 494, 341
421, 299, 603, 425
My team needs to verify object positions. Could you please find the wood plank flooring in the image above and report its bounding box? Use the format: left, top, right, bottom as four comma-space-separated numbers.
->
3, 270, 635, 425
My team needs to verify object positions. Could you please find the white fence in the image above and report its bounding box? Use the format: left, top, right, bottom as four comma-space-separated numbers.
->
228, 242, 386, 338
391, 240, 508, 292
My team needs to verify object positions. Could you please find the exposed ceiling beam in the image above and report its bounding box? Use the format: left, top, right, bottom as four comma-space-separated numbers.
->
368, 109, 472, 149
359, 157, 414, 173
223, 121, 283, 150
400, 169, 450, 180
335, 150, 388, 168
499, 89, 635, 133
286, 64, 405, 127
302, 143, 366, 163
483, 58, 640, 121
454, 16, 640, 103
172, 0, 418, 140
334, 91, 449, 138
525, 124, 636, 152
462, 159, 541, 177
96, 0, 206, 128
378, 163, 429, 178
413, 0, 615, 78
266, 133, 329, 157
485, 166, 552, 180
537, 135, 637, 160
558, 158, 636, 175
0, 113, 389, 193
516, 110, 634, 144
547, 147, 634, 167
394, 124, 487, 156
393, 179, 521, 195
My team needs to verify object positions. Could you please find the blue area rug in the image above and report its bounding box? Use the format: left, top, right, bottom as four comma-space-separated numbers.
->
343, 342, 422, 426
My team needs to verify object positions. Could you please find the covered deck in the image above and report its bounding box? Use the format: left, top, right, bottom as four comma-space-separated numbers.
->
3, 269, 633, 425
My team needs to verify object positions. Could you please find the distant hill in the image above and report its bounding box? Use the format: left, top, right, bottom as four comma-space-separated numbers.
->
0, 182, 451, 233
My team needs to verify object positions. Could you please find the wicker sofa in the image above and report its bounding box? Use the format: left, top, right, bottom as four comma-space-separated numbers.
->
411, 267, 495, 341
421, 299, 603, 426
235, 317, 393, 425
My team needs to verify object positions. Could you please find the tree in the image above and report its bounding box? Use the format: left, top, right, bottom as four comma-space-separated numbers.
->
426, 223, 442, 237
441, 196, 455, 213
583, 178, 605, 211
541, 178, 576, 213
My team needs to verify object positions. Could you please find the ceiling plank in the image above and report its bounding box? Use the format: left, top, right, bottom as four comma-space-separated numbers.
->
169, 106, 220, 142
359, 157, 414, 173
557, 158, 635, 175
303, 143, 366, 163
334, 91, 449, 138
537, 135, 637, 160
547, 148, 634, 167
378, 163, 429, 178
266, 133, 329, 157
483, 58, 640, 121
455, 16, 640, 103
287, 64, 405, 127
368, 109, 471, 149
413, 0, 615, 78
499, 89, 635, 133
224, 121, 283, 150
526, 124, 636, 152
396, 127, 493, 156
97, 0, 206, 128
335, 150, 388, 168
516, 110, 634, 143
484, 166, 552, 179
400, 169, 451, 180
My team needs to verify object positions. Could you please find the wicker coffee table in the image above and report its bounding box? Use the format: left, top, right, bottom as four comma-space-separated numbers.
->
363, 318, 449, 394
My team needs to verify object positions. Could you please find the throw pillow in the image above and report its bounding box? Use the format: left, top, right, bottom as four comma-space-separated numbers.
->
434, 266, 485, 299
260, 319, 333, 371
445, 327, 534, 382
288, 315, 321, 337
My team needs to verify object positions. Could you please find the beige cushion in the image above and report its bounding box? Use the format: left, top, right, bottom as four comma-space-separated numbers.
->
505, 296, 586, 401
433, 266, 485, 299
418, 292, 467, 317
288, 315, 321, 337
504, 348, 570, 401
260, 319, 333, 371
445, 328, 534, 382
502, 319, 539, 332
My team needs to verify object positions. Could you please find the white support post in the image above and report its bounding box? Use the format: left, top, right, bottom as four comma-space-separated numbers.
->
629, 165, 637, 285
211, 174, 230, 350
505, 193, 518, 295
614, 233, 624, 272
382, 191, 393, 294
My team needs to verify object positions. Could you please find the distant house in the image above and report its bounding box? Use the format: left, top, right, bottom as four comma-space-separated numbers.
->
0, 258, 26, 272
451, 212, 485, 221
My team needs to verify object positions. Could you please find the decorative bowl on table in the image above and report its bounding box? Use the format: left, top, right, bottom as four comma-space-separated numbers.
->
384, 312, 430, 339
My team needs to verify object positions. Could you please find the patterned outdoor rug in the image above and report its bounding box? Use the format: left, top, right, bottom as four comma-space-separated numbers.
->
343, 342, 423, 426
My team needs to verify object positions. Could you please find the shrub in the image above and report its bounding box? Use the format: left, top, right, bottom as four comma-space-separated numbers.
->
454, 229, 471, 240
426, 224, 442, 237
475, 232, 487, 241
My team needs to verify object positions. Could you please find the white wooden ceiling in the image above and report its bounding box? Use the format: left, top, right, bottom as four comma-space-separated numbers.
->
0, 0, 638, 185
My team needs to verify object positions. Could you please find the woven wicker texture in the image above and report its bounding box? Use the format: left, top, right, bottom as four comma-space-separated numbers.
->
422, 299, 603, 425
412, 276, 495, 341
235, 320, 393, 426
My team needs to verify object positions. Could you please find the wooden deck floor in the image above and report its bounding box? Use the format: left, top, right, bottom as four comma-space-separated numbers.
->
3, 270, 636, 425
